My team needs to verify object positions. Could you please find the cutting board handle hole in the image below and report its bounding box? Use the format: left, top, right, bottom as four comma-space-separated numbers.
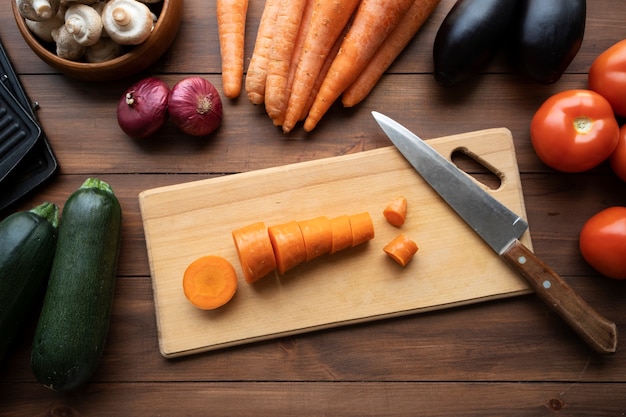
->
451, 148, 502, 190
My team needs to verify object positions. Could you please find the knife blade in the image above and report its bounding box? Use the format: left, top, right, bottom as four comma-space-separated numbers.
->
372, 111, 618, 354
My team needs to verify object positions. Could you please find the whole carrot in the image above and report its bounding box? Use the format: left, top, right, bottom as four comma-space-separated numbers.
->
264, 0, 308, 123
304, 0, 415, 132
217, 0, 249, 99
245, 0, 281, 105
273, 0, 315, 126
301, 21, 350, 121
342, 0, 441, 107
282, 0, 361, 133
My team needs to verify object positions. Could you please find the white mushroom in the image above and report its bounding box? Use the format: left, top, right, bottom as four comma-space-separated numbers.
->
60, 0, 99, 5
101, 0, 153, 46
85, 37, 124, 62
51, 24, 86, 60
16, 0, 61, 21
25, 6, 65, 43
64, 3, 103, 46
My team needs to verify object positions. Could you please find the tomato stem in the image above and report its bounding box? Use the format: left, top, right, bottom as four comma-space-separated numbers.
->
574, 116, 593, 134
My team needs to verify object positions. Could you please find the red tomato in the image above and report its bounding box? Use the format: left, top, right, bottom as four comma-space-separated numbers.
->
530, 89, 619, 173
610, 124, 626, 182
579, 206, 626, 280
589, 39, 626, 117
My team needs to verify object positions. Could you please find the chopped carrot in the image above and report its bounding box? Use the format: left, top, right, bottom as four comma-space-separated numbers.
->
264, 0, 308, 123
303, 0, 415, 132
182, 255, 238, 310
298, 216, 332, 261
281, 0, 361, 133
329, 215, 353, 254
268, 220, 307, 274
245, 0, 281, 104
383, 234, 419, 266
348, 212, 375, 247
342, 0, 441, 107
217, 0, 249, 99
232, 221, 277, 283
383, 195, 408, 227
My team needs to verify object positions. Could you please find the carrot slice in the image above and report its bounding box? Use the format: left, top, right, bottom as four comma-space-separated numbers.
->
348, 212, 375, 246
298, 216, 332, 261
232, 221, 277, 283
383, 234, 419, 266
268, 220, 307, 274
182, 255, 238, 310
383, 195, 408, 227
329, 215, 353, 254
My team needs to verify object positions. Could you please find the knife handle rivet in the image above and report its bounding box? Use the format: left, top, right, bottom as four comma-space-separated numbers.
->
543, 280, 552, 289
517, 255, 527, 265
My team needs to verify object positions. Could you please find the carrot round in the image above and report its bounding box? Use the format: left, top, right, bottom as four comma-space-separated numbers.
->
182, 256, 238, 310
268, 220, 307, 274
281, 0, 361, 133
383, 234, 419, 266
342, 0, 442, 107
329, 215, 353, 254
383, 195, 408, 227
245, 0, 281, 104
303, 0, 415, 132
298, 216, 332, 261
348, 212, 375, 247
264, 0, 308, 124
232, 221, 277, 284
217, 0, 249, 99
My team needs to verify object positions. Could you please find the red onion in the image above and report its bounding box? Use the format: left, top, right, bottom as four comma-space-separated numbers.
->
168, 76, 223, 137
117, 77, 170, 139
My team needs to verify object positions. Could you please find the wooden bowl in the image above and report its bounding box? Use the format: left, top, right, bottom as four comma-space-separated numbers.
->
12, 0, 183, 82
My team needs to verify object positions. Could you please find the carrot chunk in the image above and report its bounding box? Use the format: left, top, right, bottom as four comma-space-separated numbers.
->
182, 256, 238, 310
348, 212, 375, 246
383, 195, 408, 227
268, 221, 307, 274
298, 216, 332, 261
329, 215, 353, 254
232, 221, 277, 284
383, 234, 419, 266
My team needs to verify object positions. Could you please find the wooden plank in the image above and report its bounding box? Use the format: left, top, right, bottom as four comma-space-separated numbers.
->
1, 381, 625, 417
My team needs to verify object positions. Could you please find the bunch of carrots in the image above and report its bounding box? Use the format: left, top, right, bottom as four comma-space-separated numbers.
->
217, 0, 441, 133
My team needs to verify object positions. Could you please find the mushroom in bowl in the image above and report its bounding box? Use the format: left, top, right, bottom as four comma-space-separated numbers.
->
13, 0, 184, 81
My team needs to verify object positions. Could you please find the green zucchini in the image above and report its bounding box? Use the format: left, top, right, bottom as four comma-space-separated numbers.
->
0, 202, 58, 362
31, 178, 122, 391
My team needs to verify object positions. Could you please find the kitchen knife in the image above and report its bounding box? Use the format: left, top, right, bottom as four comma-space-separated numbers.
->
372, 111, 618, 354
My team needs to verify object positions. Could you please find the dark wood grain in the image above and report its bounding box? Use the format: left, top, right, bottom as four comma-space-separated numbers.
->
2, 0, 626, 415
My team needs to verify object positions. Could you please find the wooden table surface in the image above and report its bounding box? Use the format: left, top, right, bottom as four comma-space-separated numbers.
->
2, 0, 626, 415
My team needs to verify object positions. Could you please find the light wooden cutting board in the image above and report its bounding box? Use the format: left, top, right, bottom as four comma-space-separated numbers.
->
139, 128, 533, 358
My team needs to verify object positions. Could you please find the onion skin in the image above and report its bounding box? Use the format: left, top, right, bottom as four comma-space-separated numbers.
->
117, 77, 170, 139
168, 76, 223, 137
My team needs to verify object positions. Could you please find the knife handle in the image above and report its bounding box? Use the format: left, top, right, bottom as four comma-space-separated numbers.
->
501, 239, 618, 354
